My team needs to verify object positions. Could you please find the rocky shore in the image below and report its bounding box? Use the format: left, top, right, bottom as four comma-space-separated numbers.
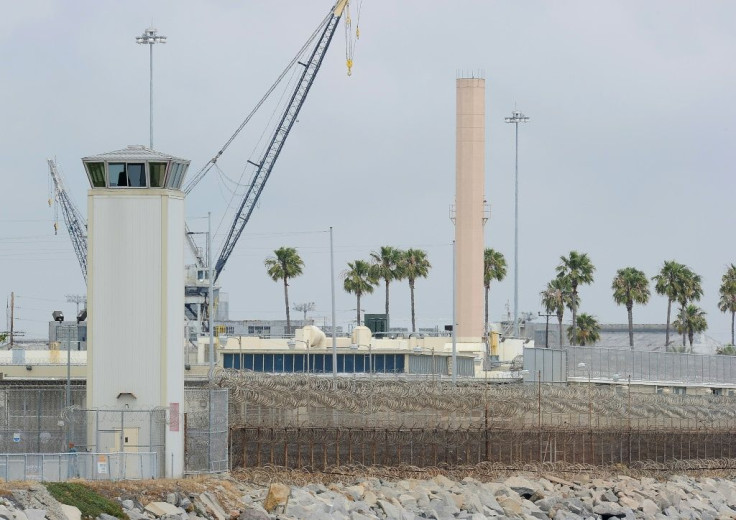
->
1, 472, 736, 520
238, 473, 736, 519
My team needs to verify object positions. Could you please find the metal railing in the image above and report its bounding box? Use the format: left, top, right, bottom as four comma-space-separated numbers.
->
0, 451, 157, 481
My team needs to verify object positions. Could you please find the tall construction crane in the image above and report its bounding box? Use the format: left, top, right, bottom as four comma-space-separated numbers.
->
48, 159, 88, 283
213, 1, 346, 280
48, 0, 357, 315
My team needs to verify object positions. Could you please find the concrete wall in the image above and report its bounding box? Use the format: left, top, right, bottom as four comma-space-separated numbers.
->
87, 189, 184, 477
455, 78, 486, 341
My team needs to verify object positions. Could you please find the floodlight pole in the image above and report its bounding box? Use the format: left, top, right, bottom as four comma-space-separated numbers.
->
208, 212, 214, 377
504, 110, 530, 338
330, 227, 337, 383
136, 27, 167, 149
452, 240, 457, 386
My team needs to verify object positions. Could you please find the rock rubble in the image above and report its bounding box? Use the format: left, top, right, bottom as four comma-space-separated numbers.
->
234, 474, 736, 520
0, 473, 735, 520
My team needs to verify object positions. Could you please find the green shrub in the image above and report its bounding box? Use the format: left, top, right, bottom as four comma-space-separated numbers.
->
45, 482, 127, 520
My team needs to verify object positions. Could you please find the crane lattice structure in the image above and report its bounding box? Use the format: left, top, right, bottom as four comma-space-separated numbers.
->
49, 0, 353, 292
213, 1, 348, 281
48, 159, 88, 284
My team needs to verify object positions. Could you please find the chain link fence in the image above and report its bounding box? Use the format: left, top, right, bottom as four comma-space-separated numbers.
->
218, 371, 736, 468
184, 387, 228, 474
566, 346, 736, 384
0, 384, 221, 477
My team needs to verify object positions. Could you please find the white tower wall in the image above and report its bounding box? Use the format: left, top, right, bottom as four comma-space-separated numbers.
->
87, 189, 184, 477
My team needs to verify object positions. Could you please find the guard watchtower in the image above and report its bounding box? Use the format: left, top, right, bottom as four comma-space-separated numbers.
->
82, 145, 189, 478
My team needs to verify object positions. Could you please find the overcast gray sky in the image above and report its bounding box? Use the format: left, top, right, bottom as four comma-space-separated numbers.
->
1, 1, 734, 343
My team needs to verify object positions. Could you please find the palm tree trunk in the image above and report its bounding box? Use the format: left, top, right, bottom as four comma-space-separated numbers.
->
410, 280, 416, 333
731, 310, 734, 346
688, 329, 694, 348
627, 302, 634, 349
385, 279, 390, 323
484, 286, 489, 335
680, 305, 686, 347
665, 299, 672, 347
283, 276, 291, 335
570, 289, 578, 346
357, 293, 361, 326
557, 313, 563, 347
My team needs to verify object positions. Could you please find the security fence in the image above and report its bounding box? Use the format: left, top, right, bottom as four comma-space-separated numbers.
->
220, 371, 736, 468
184, 387, 228, 474
0, 385, 86, 453
566, 346, 736, 384
0, 451, 157, 481
231, 427, 736, 469
0, 384, 225, 477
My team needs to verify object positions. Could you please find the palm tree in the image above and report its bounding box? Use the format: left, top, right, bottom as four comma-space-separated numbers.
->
556, 251, 595, 345
401, 249, 431, 332
717, 345, 736, 356
675, 268, 703, 346
264, 247, 304, 335
483, 249, 507, 333
342, 260, 378, 326
612, 267, 651, 349
567, 313, 600, 346
369, 246, 405, 327
718, 264, 736, 345
540, 277, 573, 347
673, 304, 707, 350
652, 260, 687, 347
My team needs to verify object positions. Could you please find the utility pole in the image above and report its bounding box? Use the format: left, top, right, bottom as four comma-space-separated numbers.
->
538, 311, 555, 348
9, 292, 14, 347
66, 294, 86, 316
208, 212, 214, 377
452, 240, 457, 386
330, 227, 337, 383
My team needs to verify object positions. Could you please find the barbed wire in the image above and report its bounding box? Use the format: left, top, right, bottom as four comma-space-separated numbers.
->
214, 370, 736, 429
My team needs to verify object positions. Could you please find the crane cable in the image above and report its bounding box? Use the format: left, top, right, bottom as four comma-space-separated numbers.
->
344, 0, 363, 76
183, 11, 332, 195
214, 61, 302, 242
47, 164, 58, 235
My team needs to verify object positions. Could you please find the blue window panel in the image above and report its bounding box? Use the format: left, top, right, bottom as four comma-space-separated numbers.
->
264, 354, 274, 372
324, 354, 333, 374
274, 354, 284, 372
355, 354, 365, 373
314, 354, 325, 373
223, 354, 234, 369
385, 355, 395, 373
254, 354, 264, 372
374, 354, 385, 373
244, 354, 254, 370
294, 354, 305, 372
284, 354, 294, 372
335, 354, 344, 373
233, 354, 242, 370
396, 354, 405, 372
344, 354, 354, 373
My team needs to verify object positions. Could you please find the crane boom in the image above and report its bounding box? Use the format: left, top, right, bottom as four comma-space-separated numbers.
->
214, 0, 348, 281
48, 159, 88, 283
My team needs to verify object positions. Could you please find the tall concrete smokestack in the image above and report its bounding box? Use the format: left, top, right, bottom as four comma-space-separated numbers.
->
454, 77, 486, 341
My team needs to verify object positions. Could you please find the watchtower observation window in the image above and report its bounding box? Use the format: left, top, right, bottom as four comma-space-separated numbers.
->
109, 163, 146, 188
